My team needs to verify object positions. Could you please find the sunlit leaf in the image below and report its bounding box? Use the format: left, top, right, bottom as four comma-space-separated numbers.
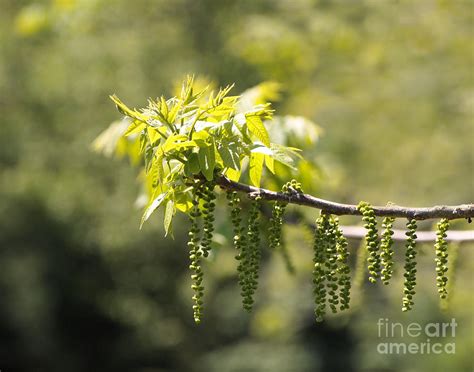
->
164, 199, 175, 236
265, 155, 275, 174
251, 143, 273, 155
249, 152, 264, 187
198, 142, 216, 181
110, 95, 147, 122
218, 143, 240, 170
125, 120, 146, 136
140, 192, 167, 229
162, 134, 197, 153
225, 167, 241, 182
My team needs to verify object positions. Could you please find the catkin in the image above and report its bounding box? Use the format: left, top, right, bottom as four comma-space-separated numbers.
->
357, 202, 381, 283
334, 217, 351, 310
200, 181, 216, 258
434, 218, 450, 299
312, 212, 329, 321
380, 217, 395, 285
242, 195, 262, 311
188, 190, 204, 323
402, 218, 418, 312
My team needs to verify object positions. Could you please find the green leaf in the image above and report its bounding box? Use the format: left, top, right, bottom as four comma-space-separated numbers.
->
192, 130, 210, 147
164, 199, 175, 236
140, 192, 167, 229
246, 114, 270, 147
250, 143, 273, 155
160, 96, 169, 120
146, 126, 163, 144
270, 143, 298, 170
124, 120, 146, 136
218, 142, 240, 170
162, 134, 197, 153
249, 152, 264, 187
198, 142, 216, 181
110, 95, 146, 122
265, 155, 275, 174
225, 167, 241, 182
150, 154, 164, 188
183, 152, 200, 177
175, 192, 193, 212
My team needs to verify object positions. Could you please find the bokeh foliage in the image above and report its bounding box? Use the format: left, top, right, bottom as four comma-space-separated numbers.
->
0, 0, 473, 371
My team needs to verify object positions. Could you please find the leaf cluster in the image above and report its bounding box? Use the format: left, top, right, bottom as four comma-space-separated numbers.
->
99, 76, 301, 232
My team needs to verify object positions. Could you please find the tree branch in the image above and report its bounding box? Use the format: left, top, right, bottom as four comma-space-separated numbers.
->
216, 175, 474, 221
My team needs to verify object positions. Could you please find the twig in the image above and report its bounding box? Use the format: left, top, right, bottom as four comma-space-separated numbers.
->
216, 175, 474, 221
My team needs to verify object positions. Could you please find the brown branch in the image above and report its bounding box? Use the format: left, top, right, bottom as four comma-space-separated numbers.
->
216, 175, 474, 221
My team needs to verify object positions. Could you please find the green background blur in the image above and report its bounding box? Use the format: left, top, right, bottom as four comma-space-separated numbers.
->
0, 0, 473, 371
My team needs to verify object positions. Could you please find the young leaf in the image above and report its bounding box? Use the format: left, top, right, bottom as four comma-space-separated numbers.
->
140, 192, 167, 229
150, 154, 164, 188
246, 114, 270, 147
184, 152, 200, 176
218, 143, 240, 170
198, 142, 216, 181
162, 134, 196, 153
146, 126, 162, 144
110, 95, 146, 122
270, 143, 298, 170
225, 167, 241, 182
164, 199, 175, 236
125, 120, 146, 136
265, 154, 275, 174
249, 152, 264, 187
250, 143, 273, 155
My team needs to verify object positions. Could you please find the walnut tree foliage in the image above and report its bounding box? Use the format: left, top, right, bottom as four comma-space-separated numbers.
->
94, 76, 304, 232
95, 77, 462, 324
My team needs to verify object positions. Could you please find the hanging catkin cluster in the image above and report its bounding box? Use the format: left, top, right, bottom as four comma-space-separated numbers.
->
241, 196, 263, 311
226, 190, 263, 311
268, 180, 303, 273
186, 180, 217, 323
402, 218, 418, 312
380, 217, 395, 285
357, 202, 381, 283
184, 180, 463, 323
199, 181, 216, 258
312, 212, 351, 322
226, 190, 249, 306
434, 218, 450, 299
188, 188, 204, 323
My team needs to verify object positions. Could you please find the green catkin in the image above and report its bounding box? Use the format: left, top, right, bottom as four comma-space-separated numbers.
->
334, 218, 351, 311
357, 202, 381, 283
188, 190, 204, 324
312, 213, 352, 321
200, 181, 216, 258
325, 217, 339, 313
269, 180, 302, 273
226, 190, 250, 309
380, 217, 396, 285
440, 242, 459, 312
434, 218, 450, 299
269, 200, 287, 256
242, 195, 262, 311
402, 218, 418, 312
312, 212, 329, 322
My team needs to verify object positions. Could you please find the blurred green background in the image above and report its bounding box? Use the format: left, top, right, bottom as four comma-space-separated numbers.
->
0, 0, 473, 371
